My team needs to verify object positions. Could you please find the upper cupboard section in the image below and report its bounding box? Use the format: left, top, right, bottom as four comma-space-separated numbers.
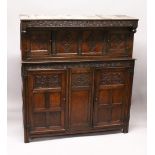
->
21, 28, 134, 60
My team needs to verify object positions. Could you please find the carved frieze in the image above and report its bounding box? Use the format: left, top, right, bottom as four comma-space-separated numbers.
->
21, 20, 138, 31
23, 61, 134, 72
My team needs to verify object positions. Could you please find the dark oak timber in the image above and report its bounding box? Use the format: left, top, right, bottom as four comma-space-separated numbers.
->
21, 15, 138, 142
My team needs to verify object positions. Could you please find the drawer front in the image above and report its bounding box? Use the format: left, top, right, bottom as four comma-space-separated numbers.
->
21, 28, 133, 60
26, 69, 67, 134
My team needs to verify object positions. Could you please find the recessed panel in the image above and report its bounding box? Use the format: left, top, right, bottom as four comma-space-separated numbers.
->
112, 88, 123, 104
70, 90, 90, 127
109, 33, 126, 50
81, 30, 104, 54
49, 92, 61, 107
55, 30, 78, 53
30, 30, 50, 53
33, 113, 46, 127
49, 112, 61, 127
112, 106, 122, 122
33, 93, 45, 109
99, 89, 110, 105
97, 108, 111, 123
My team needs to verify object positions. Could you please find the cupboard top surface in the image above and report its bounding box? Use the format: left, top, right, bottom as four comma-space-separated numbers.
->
20, 15, 138, 20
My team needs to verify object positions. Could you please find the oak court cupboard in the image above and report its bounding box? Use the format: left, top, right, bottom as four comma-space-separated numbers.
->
21, 15, 138, 143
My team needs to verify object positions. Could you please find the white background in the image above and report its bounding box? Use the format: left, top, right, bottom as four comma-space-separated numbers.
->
7, 0, 147, 155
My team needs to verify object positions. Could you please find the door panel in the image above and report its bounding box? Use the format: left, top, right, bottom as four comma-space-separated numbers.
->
55, 30, 78, 54
93, 67, 128, 128
81, 30, 105, 55
28, 69, 67, 133
107, 30, 133, 57
69, 68, 93, 130
26, 30, 51, 58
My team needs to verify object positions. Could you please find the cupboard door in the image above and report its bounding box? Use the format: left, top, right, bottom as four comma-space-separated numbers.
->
27, 69, 67, 134
69, 68, 93, 130
93, 67, 129, 128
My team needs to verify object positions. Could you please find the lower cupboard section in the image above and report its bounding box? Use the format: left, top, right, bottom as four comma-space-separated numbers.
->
22, 60, 134, 142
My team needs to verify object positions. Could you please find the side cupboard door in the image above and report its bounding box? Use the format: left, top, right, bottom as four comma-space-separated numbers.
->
93, 67, 129, 128
27, 69, 67, 134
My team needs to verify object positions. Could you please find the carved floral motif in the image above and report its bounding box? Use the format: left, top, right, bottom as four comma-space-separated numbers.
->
34, 74, 61, 88
72, 73, 90, 87
59, 31, 73, 53
100, 72, 124, 85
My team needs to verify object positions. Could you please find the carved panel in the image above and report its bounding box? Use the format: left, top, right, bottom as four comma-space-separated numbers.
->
34, 74, 61, 88
29, 30, 51, 55
108, 33, 126, 50
72, 73, 90, 87
48, 112, 61, 127
81, 30, 104, 54
56, 30, 78, 53
100, 72, 124, 85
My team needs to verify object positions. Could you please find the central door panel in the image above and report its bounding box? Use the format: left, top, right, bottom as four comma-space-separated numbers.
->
69, 68, 93, 130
